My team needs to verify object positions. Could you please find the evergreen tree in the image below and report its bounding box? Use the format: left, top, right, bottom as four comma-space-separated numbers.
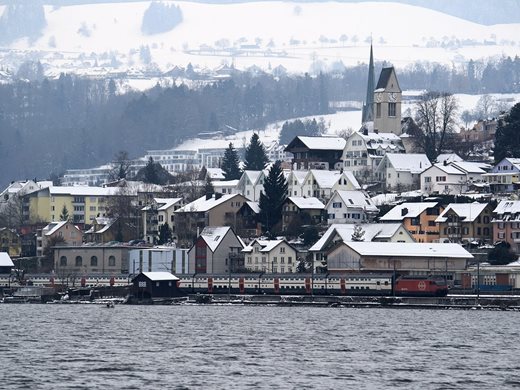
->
259, 160, 288, 233
59, 205, 69, 221
351, 224, 365, 241
204, 176, 215, 197
244, 133, 269, 171
221, 142, 242, 180
158, 223, 172, 245
494, 103, 520, 163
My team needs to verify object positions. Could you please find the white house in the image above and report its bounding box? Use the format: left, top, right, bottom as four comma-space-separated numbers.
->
237, 170, 267, 201
375, 153, 431, 191
212, 180, 239, 196
342, 129, 405, 179
286, 170, 308, 197
325, 190, 378, 224
420, 161, 490, 195
142, 198, 184, 244
242, 238, 298, 273
300, 169, 360, 201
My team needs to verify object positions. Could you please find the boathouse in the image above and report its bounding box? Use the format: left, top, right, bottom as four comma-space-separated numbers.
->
0, 252, 14, 274
132, 272, 180, 299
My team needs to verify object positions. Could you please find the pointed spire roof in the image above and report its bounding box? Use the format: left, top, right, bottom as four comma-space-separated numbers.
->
361, 43, 375, 124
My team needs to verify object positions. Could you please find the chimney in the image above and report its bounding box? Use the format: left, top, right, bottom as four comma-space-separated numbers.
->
215, 193, 223, 200
374, 129, 379, 134
363, 128, 368, 136
206, 193, 212, 200
443, 160, 448, 166
401, 207, 408, 216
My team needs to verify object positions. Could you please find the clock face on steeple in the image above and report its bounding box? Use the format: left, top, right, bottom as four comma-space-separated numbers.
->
388, 92, 397, 102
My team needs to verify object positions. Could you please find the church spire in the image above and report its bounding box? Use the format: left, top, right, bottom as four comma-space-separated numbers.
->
361, 43, 375, 124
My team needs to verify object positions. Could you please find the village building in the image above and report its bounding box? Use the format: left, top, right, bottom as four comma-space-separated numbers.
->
420, 161, 490, 195
188, 226, 244, 274
174, 193, 248, 245
141, 198, 183, 244
492, 200, 520, 253
236, 170, 267, 202
0, 252, 14, 274
37, 221, 83, 256
242, 238, 298, 273
379, 202, 443, 243
53, 245, 130, 276
235, 201, 261, 238
284, 136, 346, 170
286, 170, 309, 197
0, 228, 21, 258
482, 157, 520, 193
84, 217, 135, 244
327, 242, 473, 278
300, 169, 360, 201
325, 190, 379, 225
435, 202, 493, 245
212, 180, 239, 196
282, 197, 325, 231
373, 67, 403, 135
128, 246, 190, 275
374, 153, 431, 192
132, 272, 180, 299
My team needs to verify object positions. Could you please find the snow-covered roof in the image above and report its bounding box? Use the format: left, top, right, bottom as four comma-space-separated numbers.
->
428, 163, 466, 175
43, 221, 69, 236
380, 202, 438, 221
384, 153, 431, 174
0, 252, 14, 267
246, 201, 260, 214
345, 242, 473, 259
330, 190, 378, 212
176, 193, 242, 213
436, 153, 463, 164
47, 186, 121, 196
288, 197, 325, 210
242, 239, 288, 253
142, 198, 183, 211
85, 217, 116, 234
199, 226, 236, 252
212, 180, 239, 188
450, 161, 489, 174
289, 170, 308, 185
503, 158, 520, 170
371, 193, 399, 206
206, 168, 225, 180
309, 223, 405, 251
309, 170, 360, 190
242, 170, 264, 185
435, 203, 488, 223
494, 200, 520, 215
293, 136, 346, 150
141, 272, 179, 281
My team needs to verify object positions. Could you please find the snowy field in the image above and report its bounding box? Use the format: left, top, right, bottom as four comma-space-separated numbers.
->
2, 1, 519, 75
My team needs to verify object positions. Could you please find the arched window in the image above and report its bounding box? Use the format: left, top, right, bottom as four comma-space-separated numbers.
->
108, 256, 116, 266
60, 256, 67, 266
90, 256, 98, 267
75, 256, 83, 267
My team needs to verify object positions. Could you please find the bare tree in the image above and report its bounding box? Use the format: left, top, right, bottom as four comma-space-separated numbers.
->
109, 150, 132, 181
410, 92, 459, 161
475, 94, 496, 120
0, 194, 25, 229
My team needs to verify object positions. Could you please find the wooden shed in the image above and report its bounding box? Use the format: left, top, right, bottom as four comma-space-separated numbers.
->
132, 272, 180, 299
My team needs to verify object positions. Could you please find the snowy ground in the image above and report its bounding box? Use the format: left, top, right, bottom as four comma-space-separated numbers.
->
2, 1, 519, 75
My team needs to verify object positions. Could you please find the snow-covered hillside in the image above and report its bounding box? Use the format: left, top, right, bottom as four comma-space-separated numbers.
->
2, 1, 519, 76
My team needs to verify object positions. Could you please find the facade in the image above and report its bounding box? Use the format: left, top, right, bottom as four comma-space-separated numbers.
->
375, 153, 431, 191
420, 162, 489, 195
53, 245, 130, 276
325, 190, 379, 225
285, 136, 346, 170
342, 130, 405, 179
435, 203, 493, 245
37, 221, 83, 256
236, 170, 267, 202
235, 201, 261, 238
282, 197, 325, 231
373, 67, 402, 135
188, 226, 244, 274
174, 193, 249, 245
379, 202, 443, 243
482, 158, 520, 193
300, 170, 360, 201
0, 228, 21, 258
128, 246, 190, 275
212, 180, 239, 196
493, 200, 520, 253
327, 242, 472, 275
242, 239, 298, 273
84, 217, 136, 244
286, 170, 308, 197
141, 198, 184, 244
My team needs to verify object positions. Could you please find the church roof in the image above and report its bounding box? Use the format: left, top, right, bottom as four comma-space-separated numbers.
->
376, 67, 394, 90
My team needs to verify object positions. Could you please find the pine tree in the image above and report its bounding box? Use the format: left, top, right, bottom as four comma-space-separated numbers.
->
494, 103, 520, 163
244, 133, 269, 171
259, 160, 288, 233
351, 224, 365, 241
204, 176, 215, 197
59, 205, 69, 221
158, 223, 172, 245
221, 142, 242, 180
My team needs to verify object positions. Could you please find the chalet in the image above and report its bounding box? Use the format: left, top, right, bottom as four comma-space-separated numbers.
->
435, 202, 493, 245
492, 200, 520, 253
174, 193, 248, 245
379, 202, 443, 243
282, 197, 325, 231
188, 226, 244, 274
420, 161, 490, 195
327, 242, 472, 276
482, 157, 520, 193
300, 170, 360, 201
285, 136, 346, 170
375, 153, 431, 191
242, 238, 298, 273
235, 201, 261, 238
325, 190, 378, 225
132, 272, 180, 299
342, 129, 405, 179
237, 170, 267, 202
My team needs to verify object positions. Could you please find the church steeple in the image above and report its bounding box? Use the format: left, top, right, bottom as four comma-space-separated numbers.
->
361, 43, 375, 124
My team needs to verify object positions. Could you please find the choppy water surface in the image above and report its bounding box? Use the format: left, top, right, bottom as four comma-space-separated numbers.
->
2, 305, 520, 389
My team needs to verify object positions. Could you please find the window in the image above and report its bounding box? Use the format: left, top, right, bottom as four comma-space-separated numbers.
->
108, 256, 116, 266
288, 257, 292, 264
428, 221, 436, 226
332, 202, 342, 208
280, 247, 285, 254
376, 103, 381, 118
425, 177, 431, 183
388, 102, 396, 117
273, 257, 277, 263
60, 256, 67, 266
90, 256, 98, 266
75, 256, 83, 267
281, 257, 285, 263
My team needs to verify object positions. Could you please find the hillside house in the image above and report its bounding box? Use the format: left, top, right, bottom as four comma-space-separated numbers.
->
37, 221, 83, 256
325, 190, 378, 225
375, 153, 431, 191
492, 200, 520, 253
0, 228, 21, 258
300, 170, 360, 201
242, 238, 298, 273
420, 161, 490, 195
285, 136, 346, 170
282, 197, 325, 231
482, 158, 520, 193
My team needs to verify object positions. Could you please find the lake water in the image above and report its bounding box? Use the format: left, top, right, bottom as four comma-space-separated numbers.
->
1, 305, 520, 389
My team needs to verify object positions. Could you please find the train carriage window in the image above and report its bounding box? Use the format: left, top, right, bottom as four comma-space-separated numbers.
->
377, 281, 380, 285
